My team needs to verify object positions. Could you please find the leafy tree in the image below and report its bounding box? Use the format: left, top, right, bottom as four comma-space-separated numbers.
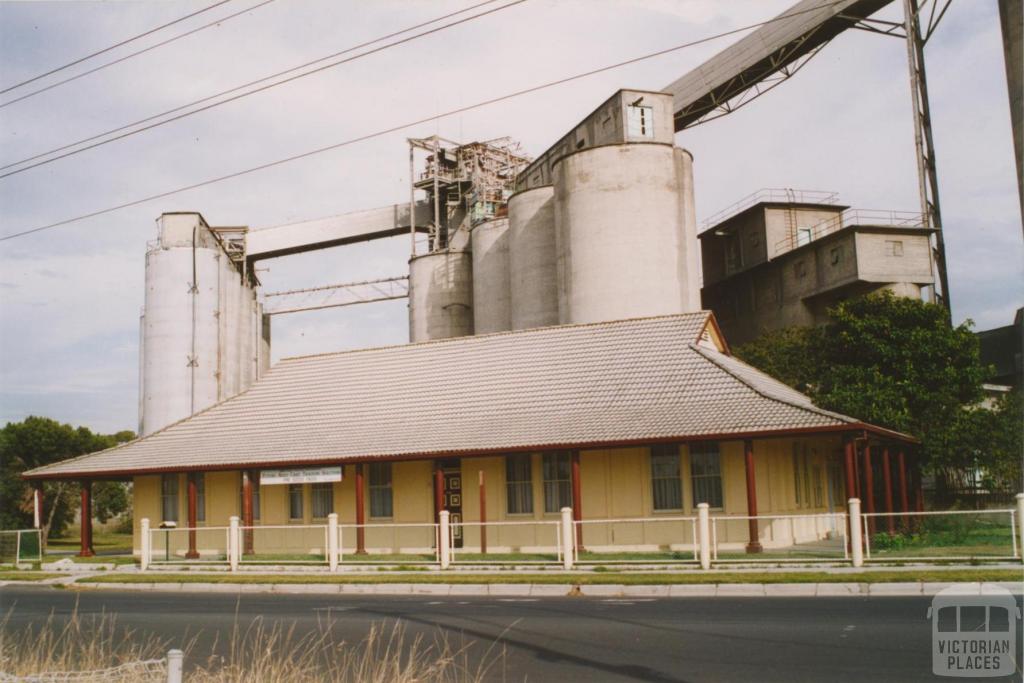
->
735, 292, 1016, 491
0, 416, 134, 541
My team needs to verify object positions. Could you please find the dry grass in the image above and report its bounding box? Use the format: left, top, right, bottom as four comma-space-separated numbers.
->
0, 607, 501, 682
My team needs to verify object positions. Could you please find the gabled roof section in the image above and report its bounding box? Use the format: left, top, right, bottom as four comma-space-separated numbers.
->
25, 312, 913, 479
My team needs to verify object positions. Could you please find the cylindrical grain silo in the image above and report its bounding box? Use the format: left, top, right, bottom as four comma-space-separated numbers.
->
553, 143, 689, 325
674, 147, 701, 312
508, 186, 558, 330
470, 218, 511, 334
141, 215, 223, 435
408, 250, 473, 342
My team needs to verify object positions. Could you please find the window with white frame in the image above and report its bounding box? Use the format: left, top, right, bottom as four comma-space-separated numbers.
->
505, 454, 533, 514
626, 104, 654, 139
161, 474, 179, 523
542, 452, 572, 513
650, 444, 682, 511
369, 462, 393, 518
311, 482, 334, 519
690, 442, 723, 509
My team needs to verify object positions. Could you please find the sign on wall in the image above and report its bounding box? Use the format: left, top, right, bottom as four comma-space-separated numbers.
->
260, 466, 343, 485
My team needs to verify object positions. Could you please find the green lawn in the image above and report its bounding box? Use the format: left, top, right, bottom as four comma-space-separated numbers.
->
49, 530, 133, 553
867, 521, 1017, 559
78, 568, 1024, 586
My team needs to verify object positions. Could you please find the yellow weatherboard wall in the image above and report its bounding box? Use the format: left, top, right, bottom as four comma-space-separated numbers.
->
131, 436, 847, 557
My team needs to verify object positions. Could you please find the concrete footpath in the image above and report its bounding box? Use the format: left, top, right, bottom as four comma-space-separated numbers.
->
12, 578, 1021, 597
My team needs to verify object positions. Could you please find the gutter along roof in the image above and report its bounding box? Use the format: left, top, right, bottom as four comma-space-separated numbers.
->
24, 312, 914, 480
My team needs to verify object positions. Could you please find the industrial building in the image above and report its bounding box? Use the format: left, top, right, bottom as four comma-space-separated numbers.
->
25, 87, 921, 560
29, 0, 1014, 560
698, 190, 936, 345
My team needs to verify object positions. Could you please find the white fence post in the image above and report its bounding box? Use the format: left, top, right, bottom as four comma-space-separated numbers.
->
560, 507, 575, 570
439, 511, 451, 570
166, 648, 183, 683
848, 498, 863, 568
140, 518, 150, 572
1016, 494, 1024, 562
327, 513, 339, 572
228, 516, 240, 572
698, 503, 711, 570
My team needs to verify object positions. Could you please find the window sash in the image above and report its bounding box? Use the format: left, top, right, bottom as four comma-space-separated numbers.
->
161, 474, 179, 523
288, 484, 303, 521
651, 446, 682, 511
505, 454, 533, 514
690, 443, 723, 509
311, 483, 334, 519
542, 452, 571, 513
369, 462, 393, 518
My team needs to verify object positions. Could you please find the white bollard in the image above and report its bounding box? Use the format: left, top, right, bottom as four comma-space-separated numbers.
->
228, 515, 240, 572
439, 510, 451, 570
697, 503, 711, 570
140, 518, 150, 572
327, 513, 339, 572
560, 507, 575, 570
1016, 494, 1024, 563
848, 498, 863, 568
166, 648, 183, 683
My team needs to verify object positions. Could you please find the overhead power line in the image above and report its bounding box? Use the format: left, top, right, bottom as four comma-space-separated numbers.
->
0, 0, 845, 243
0, 0, 515, 177
0, 0, 236, 95
0, 0, 278, 109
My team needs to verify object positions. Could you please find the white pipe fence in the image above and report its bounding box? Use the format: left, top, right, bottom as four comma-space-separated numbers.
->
861, 507, 1020, 562
136, 496, 1024, 572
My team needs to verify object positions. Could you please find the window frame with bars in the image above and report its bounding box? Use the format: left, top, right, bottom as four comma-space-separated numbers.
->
542, 452, 572, 514
505, 454, 534, 515
689, 442, 724, 510
287, 484, 304, 522
369, 462, 393, 519
311, 482, 334, 519
650, 444, 683, 512
161, 474, 179, 524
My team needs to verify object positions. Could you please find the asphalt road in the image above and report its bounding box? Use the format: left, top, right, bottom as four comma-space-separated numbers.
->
1, 586, 1021, 682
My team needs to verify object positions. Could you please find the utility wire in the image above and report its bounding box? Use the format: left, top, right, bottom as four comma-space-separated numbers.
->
0, 0, 235, 94
0, 0, 845, 243
0, 0, 278, 109
0, 0, 512, 177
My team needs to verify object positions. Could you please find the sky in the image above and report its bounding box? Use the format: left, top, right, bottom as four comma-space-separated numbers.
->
0, 0, 1020, 434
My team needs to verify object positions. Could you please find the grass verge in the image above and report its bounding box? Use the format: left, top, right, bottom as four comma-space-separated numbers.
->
0, 572, 62, 581
78, 568, 1023, 586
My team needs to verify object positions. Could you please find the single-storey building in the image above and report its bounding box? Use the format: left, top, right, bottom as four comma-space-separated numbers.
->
24, 312, 919, 559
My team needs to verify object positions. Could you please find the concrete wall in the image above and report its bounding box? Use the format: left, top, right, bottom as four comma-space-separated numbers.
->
132, 435, 847, 556
470, 218, 511, 334
854, 231, 933, 284
516, 89, 675, 192
141, 213, 259, 436
508, 187, 558, 330
407, 250, 474, 342
553, 143, 694, 324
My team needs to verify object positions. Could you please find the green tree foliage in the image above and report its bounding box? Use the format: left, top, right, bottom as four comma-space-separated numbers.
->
735, 292, 1018, 492
0, 416, 134, 538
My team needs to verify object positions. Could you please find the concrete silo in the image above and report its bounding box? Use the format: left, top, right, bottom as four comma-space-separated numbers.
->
470, 218, 511, 334
514, 89, 700, 327
408, 250, 474, 342
140, 213, 259, 436
507, 186, 558, 330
